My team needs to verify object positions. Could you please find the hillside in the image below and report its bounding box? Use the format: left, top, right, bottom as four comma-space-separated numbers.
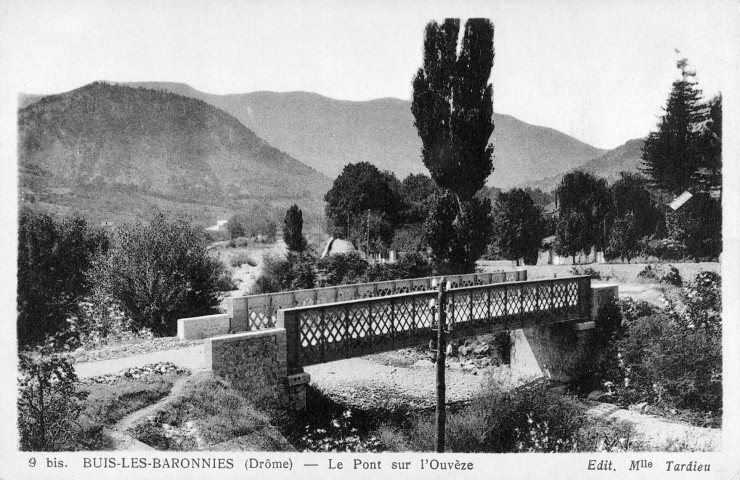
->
95, 82, 607, 188
517, 138, 646, 193
18, 83, 331, 223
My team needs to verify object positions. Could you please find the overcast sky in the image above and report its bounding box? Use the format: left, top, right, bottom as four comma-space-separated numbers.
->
2, 0, 738, 149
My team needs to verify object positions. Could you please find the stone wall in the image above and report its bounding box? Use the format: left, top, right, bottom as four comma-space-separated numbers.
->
203, 328, 311, 409
177, 313, 230, 340
204, 329, 288, 394
510, 285, 618, 381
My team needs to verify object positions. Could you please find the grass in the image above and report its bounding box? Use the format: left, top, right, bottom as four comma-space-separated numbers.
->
373, 380, 646, 453
229, 252, 257, 268
73, 371, 185, 449
128, 372, 282, 450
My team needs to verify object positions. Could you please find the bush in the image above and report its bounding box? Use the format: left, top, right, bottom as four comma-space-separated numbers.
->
89, 213, 224, 336
18, 332, 88, 451
72, 296, 149, 349
229, 252, 255, 268
637, 237, 687, 260
660, 265, 682, 286
378, 381, 638, 452
315, 252, 369, 287
570, 266, 602, 280
250, 252, 316, 294
17, 209, 109, 347
215, 274, 239, 292
637, 264, 658, 280
582, 274, 722, 423
364, 252, 433, 282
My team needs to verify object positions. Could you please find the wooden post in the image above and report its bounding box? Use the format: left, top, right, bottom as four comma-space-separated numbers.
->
435, 278, 447, 453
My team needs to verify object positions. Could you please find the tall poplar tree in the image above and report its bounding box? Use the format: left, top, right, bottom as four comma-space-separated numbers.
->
412, 18, 495, 201
641, 57, 708, 195
412, 18, 495, 274
283, 204, 307, 252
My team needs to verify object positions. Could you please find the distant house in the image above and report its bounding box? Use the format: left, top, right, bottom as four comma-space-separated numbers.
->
320, 238, 356, 258
206, 220, 228, 232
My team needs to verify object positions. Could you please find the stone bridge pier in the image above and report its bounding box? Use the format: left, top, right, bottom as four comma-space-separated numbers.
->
510, 284, 619, 381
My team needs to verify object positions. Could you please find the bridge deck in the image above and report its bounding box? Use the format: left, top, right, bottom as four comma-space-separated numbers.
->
278, 276, 592, 367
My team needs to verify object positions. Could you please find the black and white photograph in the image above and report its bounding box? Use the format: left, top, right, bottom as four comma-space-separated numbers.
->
1, 0, 738, 478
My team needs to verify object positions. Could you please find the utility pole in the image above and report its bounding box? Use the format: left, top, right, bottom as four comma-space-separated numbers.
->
435, 278, 447, 453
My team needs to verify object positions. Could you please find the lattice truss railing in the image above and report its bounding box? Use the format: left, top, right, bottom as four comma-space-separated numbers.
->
232, 270, 526, 332
291, 276, 591, 366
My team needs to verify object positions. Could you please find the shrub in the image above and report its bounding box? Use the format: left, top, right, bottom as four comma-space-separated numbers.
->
660, 265, 682, 286
570, 266, 602, 280
89, 213, 224, 336
229, 253, 255, 268
231, 237, 249, 248
586, 275, 722, 422
72, 296, 143, 349
315, 252, 368, 287
378, 381, 639, 452
18, 332, 88, 451
364, 252, 433, 282
678, 271, 721, 331
215, 274, 239, 292
17, 209, 109, 347
637, 264, 658, 280
637, 237, 686, 260
250, 252, 316, 294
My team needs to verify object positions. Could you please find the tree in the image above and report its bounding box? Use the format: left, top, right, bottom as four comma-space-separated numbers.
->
491, 189, 545, 265
554, 210, 589, 264
641, 57, 708, 195
17, 209, 109, 347
18, 331, 87, 451
609, 172, 661, 239
227, 214, 246, 239
555, 171, 611, 257
424, 191, 493, 274
696, 94, 722, 195
412, 18, 495, 201
90, 213, 224, 336
324, 162, 402, 251
411, 18, 495, 273
665, 193, 721, 259
283, 204, 308, 252
605, 215, 638, 263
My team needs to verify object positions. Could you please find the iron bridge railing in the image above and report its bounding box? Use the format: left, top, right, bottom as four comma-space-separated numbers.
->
229, 270, 526, 333
277, 275, 592, 368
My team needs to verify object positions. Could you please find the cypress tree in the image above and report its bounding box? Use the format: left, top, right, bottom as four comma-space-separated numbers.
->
283, 204, 307, 252
641, 57, 708, 195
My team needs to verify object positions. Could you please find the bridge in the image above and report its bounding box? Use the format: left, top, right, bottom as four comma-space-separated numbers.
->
179, 270, 618, 410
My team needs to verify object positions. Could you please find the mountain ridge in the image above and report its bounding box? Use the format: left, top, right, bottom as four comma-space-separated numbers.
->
21, 82, 606, 188
18, 82, 331, 224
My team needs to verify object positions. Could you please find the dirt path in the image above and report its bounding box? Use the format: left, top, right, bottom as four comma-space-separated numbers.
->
584, 401, 720, 451
75, 345, 205, 378
100, 376, 192, 451
115, 376, 191, 432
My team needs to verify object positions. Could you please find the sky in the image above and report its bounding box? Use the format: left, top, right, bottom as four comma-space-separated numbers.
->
1, 0, 738, 149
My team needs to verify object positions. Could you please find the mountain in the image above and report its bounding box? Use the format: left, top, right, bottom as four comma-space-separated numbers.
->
60, 82, 606, 188
516, 138, 646, 192
18, 82, 331, 224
